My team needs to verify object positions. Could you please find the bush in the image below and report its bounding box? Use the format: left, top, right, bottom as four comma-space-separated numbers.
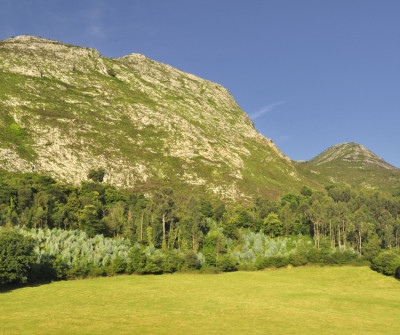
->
371, 250, 400, 276
271, 255, 289, 268
67, 265, 90, 279
0, 229, 35, 285
395, 266, 400, 280
110, 256, 127, 274
128, 246, 147, 274
217, 255, 237, 272
88, 266, 107, 277
144, 257, 163, 274
30, 256, 67, 282
183, 250, 199, 270
255, 256, 267, 270
332, 249, 356, 265
162, 251, 183, 273
87, 168, 106, 183
307, 248, 321, 264
289, 253, 308, 267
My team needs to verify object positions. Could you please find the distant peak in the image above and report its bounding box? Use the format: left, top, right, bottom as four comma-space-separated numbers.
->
308, 142, 398, 171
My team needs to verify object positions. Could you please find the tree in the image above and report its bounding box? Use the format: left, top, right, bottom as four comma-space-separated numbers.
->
363, 231, 382, 261
179, 197, 206, 252
307, 200, 324, 248
79, 205, 103, 237
263, 212, 282, 237
87, 168, 106, 183
300, 186, 313, 197
0, 229, 35, 285
152, 188, 176, 250
105, 201, 126, 237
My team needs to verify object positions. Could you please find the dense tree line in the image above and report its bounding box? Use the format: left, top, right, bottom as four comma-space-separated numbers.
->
1, 170, 400, 284
1, 226, 362, 285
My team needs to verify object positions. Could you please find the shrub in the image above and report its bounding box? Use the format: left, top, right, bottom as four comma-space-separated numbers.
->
271, 255, 289, 268
332, 249, 356, 265
162, 251, 183, 273
110, 256, 127, 274
183, 250, 199, 270
289, 253, 308, 267
0, 229, 35, 285
127, 246, 147, 274
307, 248, 321, 264
144, 256, 163, 274
255, 256, 267, 270
67, 265, 90, 279
87, 168, 106, 183
88, 266, 107, 277
395, 266, 400, 280
371, 250, 400, 276
217, 255, 237, 272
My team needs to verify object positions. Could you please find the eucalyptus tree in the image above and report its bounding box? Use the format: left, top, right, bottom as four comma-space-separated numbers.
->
152, 188, 176, 250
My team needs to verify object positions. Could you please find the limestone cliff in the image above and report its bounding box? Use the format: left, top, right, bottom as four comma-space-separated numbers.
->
0, 35, 305, 200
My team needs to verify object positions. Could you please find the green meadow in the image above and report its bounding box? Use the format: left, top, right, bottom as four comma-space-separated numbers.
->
1, 266, 400, 335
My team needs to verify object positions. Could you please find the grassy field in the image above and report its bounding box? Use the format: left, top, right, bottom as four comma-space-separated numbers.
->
1, 266, 400, 334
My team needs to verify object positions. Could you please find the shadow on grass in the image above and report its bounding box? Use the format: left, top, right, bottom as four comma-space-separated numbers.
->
0, 280, 53, 293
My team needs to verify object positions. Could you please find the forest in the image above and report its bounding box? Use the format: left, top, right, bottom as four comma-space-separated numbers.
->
1, 169, 400, 286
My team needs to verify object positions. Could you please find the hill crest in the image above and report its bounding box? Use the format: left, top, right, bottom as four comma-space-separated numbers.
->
0, 35, 304, 201
308, 142, 398, 171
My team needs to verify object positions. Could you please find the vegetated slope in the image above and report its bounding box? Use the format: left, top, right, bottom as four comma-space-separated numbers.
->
1, 267, 400, 335
0, 35, 309, 201
296, 142, 400, 192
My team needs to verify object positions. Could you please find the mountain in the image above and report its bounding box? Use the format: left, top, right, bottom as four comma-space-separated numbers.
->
0, 35, 309, 201
297, 142, 400, 192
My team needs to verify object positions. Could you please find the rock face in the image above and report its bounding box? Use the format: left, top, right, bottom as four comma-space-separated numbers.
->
0, 35, 305, 201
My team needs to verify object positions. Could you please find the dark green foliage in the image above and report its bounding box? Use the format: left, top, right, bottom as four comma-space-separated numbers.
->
331, 249, 358, 265
289, 253, 308, 267
67, 265, 90, 279
162, 250, 183, 273
363, 232, 382, 261
300, 186, 313, 197
217, 254, 237, 272
200, 199, 213, 218
1, 170, 400, 283
395, 265, 400, 279
110, 256, 127, 274
87, 168, 106, 183
30, 257, 67, 282
0, 229, 35, 285
106, 68, 116, 77
307, 248, 321, 264
144, 257, 163, 274
371, 250, 400, 276
213, 203, 226, 222
183, 250, 199, 270
128, 246, 147, 274
267, 255, 289, 268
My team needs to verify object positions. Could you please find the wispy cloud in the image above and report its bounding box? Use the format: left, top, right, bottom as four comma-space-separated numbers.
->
83, 2, 106, 39
250, 100, 287, 119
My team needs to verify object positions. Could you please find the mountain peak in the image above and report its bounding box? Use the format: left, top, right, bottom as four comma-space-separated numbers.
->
308, 142, 397, 171
0, 35, 305, 201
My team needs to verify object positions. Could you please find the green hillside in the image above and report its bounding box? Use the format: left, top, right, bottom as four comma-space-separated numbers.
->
0, 35, 310, 202
297, 142, 400, 193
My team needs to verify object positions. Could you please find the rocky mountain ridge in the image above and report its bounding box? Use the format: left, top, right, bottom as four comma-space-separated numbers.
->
0, 35, 305, 201
308, 142, 398, 171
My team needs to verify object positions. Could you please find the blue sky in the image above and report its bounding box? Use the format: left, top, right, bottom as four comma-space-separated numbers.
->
1, 0, 399, 167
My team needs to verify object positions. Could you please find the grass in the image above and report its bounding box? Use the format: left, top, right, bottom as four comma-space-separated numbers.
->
1, 266, 400, 334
